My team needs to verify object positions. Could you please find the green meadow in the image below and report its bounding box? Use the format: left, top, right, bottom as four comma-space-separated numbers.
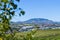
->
13, 29, 60, 40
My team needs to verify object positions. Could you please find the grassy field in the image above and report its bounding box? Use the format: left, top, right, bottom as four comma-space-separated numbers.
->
14, 29, 60, 40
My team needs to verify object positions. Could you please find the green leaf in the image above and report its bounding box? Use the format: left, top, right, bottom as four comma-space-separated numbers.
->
0, 3, 2, 6
4, 3, 6, 8
1, 0, 8, 3
10, 2, 17, 9
13, 4, 17, 9
20, 10, 25, 15
16, 0, 20, 2
10, 11, 15, 16
9, 15, 12, 19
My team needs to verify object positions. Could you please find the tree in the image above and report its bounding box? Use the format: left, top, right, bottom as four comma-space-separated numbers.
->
0, 0, 25, 37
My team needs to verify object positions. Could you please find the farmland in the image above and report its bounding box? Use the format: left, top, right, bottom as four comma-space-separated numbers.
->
14, 29, 60, 40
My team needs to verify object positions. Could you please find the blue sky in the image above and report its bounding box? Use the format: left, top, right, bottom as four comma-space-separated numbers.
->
11, 0, 60, 22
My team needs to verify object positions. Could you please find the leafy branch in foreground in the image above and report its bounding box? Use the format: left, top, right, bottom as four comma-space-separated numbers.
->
0, 0, 25, 39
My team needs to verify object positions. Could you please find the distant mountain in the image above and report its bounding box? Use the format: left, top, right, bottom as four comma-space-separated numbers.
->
10, 18, 60, 27
23, 18, 54, 25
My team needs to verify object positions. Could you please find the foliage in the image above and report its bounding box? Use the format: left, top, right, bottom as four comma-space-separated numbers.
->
0, 0, 25, 39
22, 29, 37, 40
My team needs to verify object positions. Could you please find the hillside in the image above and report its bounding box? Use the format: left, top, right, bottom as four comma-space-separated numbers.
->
9, 18, 60, 32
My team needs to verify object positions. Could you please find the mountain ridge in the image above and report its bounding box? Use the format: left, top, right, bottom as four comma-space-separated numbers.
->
11, 18, 60, 26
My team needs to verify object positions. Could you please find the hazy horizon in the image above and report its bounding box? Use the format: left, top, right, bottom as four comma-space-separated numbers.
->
11, 0, 60, 22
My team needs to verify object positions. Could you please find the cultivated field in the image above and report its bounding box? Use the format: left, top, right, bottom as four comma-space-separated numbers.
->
14, 29, 60, 40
